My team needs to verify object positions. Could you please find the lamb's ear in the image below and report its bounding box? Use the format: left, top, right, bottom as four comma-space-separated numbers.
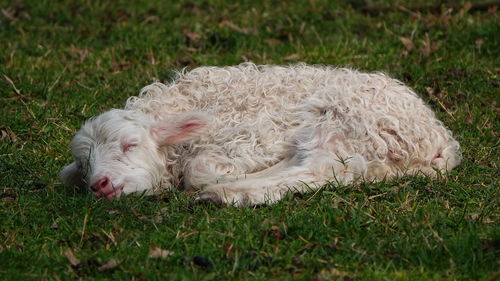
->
60, 162, 85, 187
151, 112, 212, 145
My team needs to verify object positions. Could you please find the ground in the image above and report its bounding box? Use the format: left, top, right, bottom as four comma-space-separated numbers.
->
0, 0, 498, 280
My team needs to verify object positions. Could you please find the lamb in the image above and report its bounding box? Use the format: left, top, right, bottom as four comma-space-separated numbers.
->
60, 63, 461, 206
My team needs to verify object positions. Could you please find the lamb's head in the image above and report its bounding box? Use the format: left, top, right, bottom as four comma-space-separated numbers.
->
60, 109, 210, 199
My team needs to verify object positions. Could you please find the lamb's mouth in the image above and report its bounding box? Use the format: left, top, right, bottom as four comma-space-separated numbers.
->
96, 184, 124, 200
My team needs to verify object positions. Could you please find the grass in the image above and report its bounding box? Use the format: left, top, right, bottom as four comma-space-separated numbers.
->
0, 0, 498, 280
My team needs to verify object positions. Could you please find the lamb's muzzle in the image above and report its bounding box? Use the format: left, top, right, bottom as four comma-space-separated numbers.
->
61, 63, 461, 206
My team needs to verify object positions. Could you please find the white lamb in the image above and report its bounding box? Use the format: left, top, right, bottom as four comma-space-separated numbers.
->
60, 63, 461, 206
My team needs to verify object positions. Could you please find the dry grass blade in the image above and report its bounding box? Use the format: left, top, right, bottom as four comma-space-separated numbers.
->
63, 248, 80, 266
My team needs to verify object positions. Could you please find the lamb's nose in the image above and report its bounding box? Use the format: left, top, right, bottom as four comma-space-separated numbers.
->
91, 177, 110, 191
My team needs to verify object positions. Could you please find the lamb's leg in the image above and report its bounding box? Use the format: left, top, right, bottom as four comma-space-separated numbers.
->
197, 153, 367, 207
217, 159, 291, 183
184, 152, 292, 188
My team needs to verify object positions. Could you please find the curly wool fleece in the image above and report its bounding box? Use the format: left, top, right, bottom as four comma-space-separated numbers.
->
61, 63, 461, 206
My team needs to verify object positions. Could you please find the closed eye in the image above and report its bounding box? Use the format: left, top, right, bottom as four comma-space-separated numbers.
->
122, 143, 138, 153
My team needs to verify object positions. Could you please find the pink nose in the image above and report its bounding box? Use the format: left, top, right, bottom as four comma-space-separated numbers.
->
91, 177, 110, 191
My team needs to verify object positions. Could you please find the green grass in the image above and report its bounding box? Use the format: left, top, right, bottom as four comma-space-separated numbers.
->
0, 0, 498, 280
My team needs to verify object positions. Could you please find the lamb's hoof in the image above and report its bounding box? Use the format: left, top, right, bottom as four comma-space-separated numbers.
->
196, 190, 224, 206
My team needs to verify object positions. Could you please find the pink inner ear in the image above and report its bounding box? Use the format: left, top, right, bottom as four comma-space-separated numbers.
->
164, 122, 204, 144
153, 117, 208, 145
179, 122, 202, 131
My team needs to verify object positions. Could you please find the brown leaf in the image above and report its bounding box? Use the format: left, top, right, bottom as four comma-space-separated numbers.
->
143, 15, 159, 24
300, 22, 306, 33
64, 248, 81, 266
51, 218, 61, 230
224, 243, 234, 257
219, 20, 258, 35
465, 116, 473, 124
483, 217, 494, 223
184, 31, 201, 42
487, 5, 498, 14
98, 258, 121, 271
317, 268, 354, 281
152, 215, 163, 223
463, 1, 473, 11
420, 34, 438, 57
271, 225, 283, 241
149, 52, 156, 65
399, 37, 415, 51
0, 125, 18, 142
265, 38, 281, 46
3, 196, 15, 203
111, 60, 132, 72
1, 3, 30, 22
148, 246, 173, 259
284, 53, 300, 60
69, 45, 90, 64
425, 87, 435, 96
475, 39, 484, 48
468, 213, 480, 220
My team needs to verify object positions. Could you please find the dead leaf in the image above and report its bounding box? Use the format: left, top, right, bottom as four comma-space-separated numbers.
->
143, 15, 159, 24
399, 36, 415, 52
463, 1, 473, 11
69, 45, 90, 64
149, 52, 156, 65
468, 213, 480, 220
420, 34, 438, 57
184, 30, 201, 42
98, 258, 121, 271
271, 225, 284, 241
224, 243, 234, 257
317, 268, 354, 281
148, 246, 174, 259
64, 248, 81, 266
219, 20, 258, 35
487, 5, 498, 14
483, 217, 494, 223
265, 38, 281, 46
1, 3, 30, 22
111, 60, 132, 72
51, 218, 61, 230
3, 196, 15, 203
425, 87, 434, 96
284, 53, 300, 60
0, 125, 18, 142
300, 22, 306, 33
475, 39, 484, 48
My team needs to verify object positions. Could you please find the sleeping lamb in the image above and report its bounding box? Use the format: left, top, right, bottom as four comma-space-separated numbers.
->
60, 63, 461, 206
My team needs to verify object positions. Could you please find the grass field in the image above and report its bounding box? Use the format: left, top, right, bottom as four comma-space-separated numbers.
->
0, 0, 498, 280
